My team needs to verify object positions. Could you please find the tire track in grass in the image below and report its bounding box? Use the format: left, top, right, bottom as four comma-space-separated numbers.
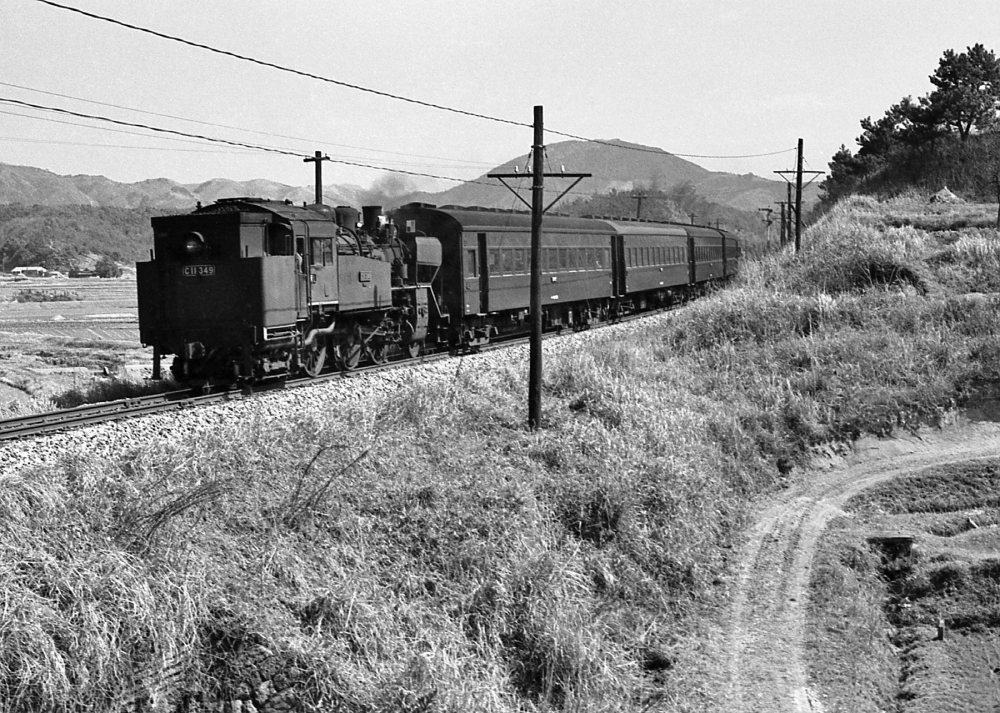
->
717, 420, 1000, 712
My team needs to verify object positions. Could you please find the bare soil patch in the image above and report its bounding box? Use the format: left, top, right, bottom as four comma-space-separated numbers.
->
0, 275, 150, 411
695, 419, 1000, 712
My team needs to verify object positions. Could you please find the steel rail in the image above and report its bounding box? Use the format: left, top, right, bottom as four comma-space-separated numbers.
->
0, 389, 243, 441
0, 300, 689, 441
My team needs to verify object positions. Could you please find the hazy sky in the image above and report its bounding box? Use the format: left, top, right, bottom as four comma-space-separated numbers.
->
2, 0, 999, 193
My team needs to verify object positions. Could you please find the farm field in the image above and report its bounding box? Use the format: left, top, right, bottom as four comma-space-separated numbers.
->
0, 275, 151, 411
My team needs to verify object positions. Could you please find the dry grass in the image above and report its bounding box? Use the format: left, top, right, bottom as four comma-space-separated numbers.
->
807, 523, 899, 713
6, 194, 1000, 710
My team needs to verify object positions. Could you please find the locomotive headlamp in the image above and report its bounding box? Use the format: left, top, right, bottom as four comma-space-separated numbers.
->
183, 232, 205, 255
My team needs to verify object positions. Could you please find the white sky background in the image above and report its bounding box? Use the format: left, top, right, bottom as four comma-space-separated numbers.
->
1, 0, 998, 192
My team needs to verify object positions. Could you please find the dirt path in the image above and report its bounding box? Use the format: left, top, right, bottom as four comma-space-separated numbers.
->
715, 418, 1000, 712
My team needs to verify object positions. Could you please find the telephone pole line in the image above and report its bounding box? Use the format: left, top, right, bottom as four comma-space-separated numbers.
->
489, 106, 590, 430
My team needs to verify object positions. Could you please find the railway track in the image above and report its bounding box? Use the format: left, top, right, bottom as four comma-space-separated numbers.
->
0, 304, 682, 441
0, 390, 240, 441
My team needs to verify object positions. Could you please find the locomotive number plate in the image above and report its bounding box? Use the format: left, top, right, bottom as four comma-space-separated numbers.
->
358, 270, 372, 282
182, 265, 215, 277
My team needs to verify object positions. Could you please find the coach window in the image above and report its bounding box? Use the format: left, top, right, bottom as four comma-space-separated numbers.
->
267, 225, 292, 255
465, 249, 477, 277
488, 249, 499, 274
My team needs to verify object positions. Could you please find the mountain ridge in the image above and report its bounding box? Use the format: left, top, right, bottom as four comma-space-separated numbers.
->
0, 140, 816, 213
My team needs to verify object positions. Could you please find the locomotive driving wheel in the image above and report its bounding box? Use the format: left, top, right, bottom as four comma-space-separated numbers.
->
338, 334, 363, 371
366, 338, 389, 365
300, 340, 327, 378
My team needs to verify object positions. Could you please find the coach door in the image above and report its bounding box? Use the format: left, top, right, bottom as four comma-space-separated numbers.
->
462, 232, 486, 315
687, 233, 696, 284
294, 226, 309, 314
610, 234, 625, 297
477, 232, 489, 313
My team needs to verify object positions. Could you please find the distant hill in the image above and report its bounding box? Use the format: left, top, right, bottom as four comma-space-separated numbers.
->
0, 164, 369, 210
406, 140, 816, 212
1, 141, 816, 213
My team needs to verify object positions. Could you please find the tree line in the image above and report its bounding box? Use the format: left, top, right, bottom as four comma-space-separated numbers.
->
0, 205, 159, 273
564, 182, 765, 242
822, 43, 1000, 218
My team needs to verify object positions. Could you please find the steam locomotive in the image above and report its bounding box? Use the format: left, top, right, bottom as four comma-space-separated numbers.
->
136, 199, 739, 384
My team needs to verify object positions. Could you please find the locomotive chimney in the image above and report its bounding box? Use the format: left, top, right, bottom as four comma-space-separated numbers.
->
362, 205, 382, 233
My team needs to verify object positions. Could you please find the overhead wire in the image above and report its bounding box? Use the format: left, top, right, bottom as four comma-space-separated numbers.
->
2, 97, 711, 207
31, 0, 795, 161
0, 80, 498, 169
0, 96, 512, 188
0, 107, 258, 151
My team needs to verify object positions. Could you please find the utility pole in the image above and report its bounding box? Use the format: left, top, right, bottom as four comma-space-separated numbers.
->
758, 207, 774, 249
632, 192, 647, 220
688, 212, 697, 225
794, 138, 804, 252
776, 201, 787, 246
489, 107, 590, 430
303, 151, 331, 205
775, 139, 822, 252
786, 183, 793, 242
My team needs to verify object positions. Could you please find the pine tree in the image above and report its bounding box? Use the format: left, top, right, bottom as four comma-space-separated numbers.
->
925, 43, 1000, 140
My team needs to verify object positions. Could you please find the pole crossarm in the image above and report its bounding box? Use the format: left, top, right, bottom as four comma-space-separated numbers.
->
488, 173, 591, 214
775, 169, 823, 187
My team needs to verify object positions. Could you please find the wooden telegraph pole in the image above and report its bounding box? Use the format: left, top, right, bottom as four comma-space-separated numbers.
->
795, 138, 804, 252
303, 151, 331, 205
489, 106, 590, 429
775, 139, 822, 252
633, 192, 647, 220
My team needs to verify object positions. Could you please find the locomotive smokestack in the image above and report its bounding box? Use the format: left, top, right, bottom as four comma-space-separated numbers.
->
362, 206, 382, 233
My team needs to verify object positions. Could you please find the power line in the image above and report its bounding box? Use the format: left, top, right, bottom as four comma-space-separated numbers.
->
33, 0, 795, 161
2, 102, 502, 170
0, 96, 508, 187
0, 107, 258, 150
0, 134, 255, 154
0, 80, 498, 168
33, 0, 529, 127
2, 98, 612, 204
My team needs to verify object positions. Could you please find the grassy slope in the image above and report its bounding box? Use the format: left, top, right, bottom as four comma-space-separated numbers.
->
4, 194, 1000, 712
